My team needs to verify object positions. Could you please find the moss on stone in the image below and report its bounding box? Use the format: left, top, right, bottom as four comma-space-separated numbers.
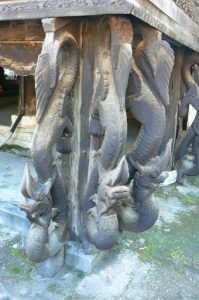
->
47, 283, 63, 295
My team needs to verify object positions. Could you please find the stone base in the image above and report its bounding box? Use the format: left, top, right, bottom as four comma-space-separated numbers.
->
0, 115, 36, 149
37, 247, 65, 278
0, 202, 104, 275
0, 202, 30, 237
65, 241, 105, 273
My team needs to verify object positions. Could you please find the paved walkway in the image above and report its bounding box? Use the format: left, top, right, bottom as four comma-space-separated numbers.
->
0, 150, 30, 205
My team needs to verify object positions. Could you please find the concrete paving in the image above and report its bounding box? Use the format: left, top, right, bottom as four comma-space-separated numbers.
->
0, 148, 198, 300
0, 150, 31, 237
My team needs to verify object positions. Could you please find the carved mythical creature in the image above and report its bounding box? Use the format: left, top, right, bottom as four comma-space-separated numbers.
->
20, 22, 79, 262
175, 54, 199, 182
83, 17, 133, 250
20, 17, 175, 259
126, 26, 174, 174
83, 20, 174, 251
21, 164, 63, 262
118, 140, 172, 232
125, 25, 174, 230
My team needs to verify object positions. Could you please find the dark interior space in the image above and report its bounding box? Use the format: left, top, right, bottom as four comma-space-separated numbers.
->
0, 66, 19, 126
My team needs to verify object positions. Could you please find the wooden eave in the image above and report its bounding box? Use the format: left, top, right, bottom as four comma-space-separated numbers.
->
0, 0, 198, 52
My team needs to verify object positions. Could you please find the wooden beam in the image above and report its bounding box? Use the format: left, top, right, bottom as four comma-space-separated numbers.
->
0, 1, 198, 52
0, 41, 43, 75
0, 0, 133, 20
0, 20, 44, 41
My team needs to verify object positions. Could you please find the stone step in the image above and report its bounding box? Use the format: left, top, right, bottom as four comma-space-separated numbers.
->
0, 115, 36, 148
0, 201, 30, 237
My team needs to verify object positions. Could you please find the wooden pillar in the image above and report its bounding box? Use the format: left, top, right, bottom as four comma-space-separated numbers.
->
18, 76, 36, 116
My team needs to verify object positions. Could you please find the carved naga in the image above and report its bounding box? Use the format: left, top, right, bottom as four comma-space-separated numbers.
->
118, 139, 172, 232
83, 17, 133, 250
20, 21, 79, 262
20, 17, 175, 260
175, 53, 199, 181
124, 25, 174, 231
83, 20, 174, 251
126, 26, 174, 172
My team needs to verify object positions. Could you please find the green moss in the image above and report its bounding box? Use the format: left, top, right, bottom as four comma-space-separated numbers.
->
0, 144, 27, 152
47, 283, 63, 295
179, 194, 198, 205
64, 294, 94, 300
9, 261, 36, 280
116, 209, 199, 274
184, 175, 199, 187
9, 236, 21, 246
10, 248, 27, 260
26, 261, 36, 273
8, 239, 36, 280
155, 184, 198, 206
10, 266, 21, 274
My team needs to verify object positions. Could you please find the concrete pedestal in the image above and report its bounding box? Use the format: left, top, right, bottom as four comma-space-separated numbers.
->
65, 241, 105, 273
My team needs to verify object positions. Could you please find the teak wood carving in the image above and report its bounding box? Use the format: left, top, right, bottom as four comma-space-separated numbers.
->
175, 53, 199, 182
19, 16, 177, 264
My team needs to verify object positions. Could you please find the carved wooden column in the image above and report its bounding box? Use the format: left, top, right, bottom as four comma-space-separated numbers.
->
19, 16, 176, 273
20, 18, 79, 274
175, 52, 199, 182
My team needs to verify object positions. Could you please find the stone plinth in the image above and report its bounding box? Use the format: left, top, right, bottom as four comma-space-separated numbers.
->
65, 241, 105, 273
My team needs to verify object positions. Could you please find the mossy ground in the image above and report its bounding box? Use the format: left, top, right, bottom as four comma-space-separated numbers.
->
0, 237, 36, 282
113, 175, 199, 274
47, 283, 64, 295
0, 173, 198, 299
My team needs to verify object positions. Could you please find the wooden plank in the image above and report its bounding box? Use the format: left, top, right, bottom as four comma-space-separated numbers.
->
148, 0, 199, 35
0, 0, 133, 20
0, 0, 198, 53
0, 41, 43, 75
0, 20, 44, 41
130, 0, 199, 52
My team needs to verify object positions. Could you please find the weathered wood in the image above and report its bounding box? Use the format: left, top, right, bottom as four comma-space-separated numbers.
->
0, 0, 199, 51
0, 0, 198, 52
18, 76, 36, 116
0, 20, 44, 41
0, 0, 132, 20
130, 0, 199, 53
0, 42, 43, 75
159, 47, 183, 168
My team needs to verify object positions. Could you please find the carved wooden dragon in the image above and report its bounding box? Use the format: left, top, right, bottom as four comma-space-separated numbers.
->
124, 25, 174, 231
175, 53, 199, 181
83, 17, 133, 250
20, 25, 79, 262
